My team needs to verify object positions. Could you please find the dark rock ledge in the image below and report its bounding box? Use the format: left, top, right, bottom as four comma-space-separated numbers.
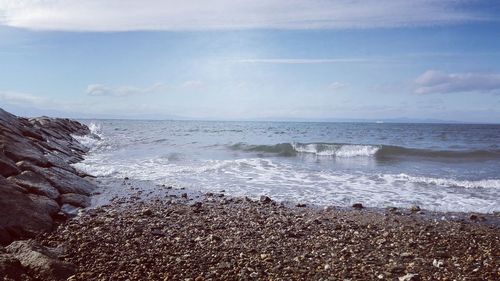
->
1, 108, 96, 280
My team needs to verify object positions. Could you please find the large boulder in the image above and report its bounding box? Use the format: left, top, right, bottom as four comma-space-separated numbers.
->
16, 162, 97, 196
7, 171, 60, 200
6, 240, 76, 281
0, 176, 54, 245
44, 152, 78, 173
0, 152, 20, 177
60, 193, 91, 208
27, 195, 60, 217
0, 134, 50, 167
0, 252, 27, 280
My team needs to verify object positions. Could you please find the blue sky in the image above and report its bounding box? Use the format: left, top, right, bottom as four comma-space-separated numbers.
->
1, 0, 500, 122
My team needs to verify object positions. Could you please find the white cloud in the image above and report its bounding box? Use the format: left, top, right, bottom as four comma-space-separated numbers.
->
0, 90, 45, 105
179, 80, 204, 90
0, 89, 171, 116
328, 82, 348, 91
0, 0, 488, 31
0, 90, 87, 112
86, 83, 167, 97
415, 70, 500, 94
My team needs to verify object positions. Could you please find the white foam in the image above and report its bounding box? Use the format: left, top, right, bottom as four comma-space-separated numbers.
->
383, 173, 500, 189
78, 153, 500, 213
336, 145, 380, 157
292, 143, 380, 157
72, 122, 104, 149
88, 122, 102, 136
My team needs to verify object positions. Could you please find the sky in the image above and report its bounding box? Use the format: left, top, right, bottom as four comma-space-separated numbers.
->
1, 0, 500, 123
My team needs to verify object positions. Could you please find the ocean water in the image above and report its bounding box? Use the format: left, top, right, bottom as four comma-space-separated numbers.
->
73, 120, 500, 213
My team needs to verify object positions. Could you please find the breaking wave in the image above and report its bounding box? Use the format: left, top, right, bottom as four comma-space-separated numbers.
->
229, 142, 500, 160
72, 122, 103, 149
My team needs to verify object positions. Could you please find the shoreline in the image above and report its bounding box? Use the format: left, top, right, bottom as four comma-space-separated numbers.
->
90, 176, 500, 227
38, 186, 499, 280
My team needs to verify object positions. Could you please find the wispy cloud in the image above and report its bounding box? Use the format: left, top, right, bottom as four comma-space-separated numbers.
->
0, 90, 87, 112
179, 80, 204, 90
328, 82, 348, 91
0, 90, 44, 105
86, 83, 167, 97
235, 58, 376, 64
0, 0, 489, 31
415, 70, 500, 94
0, 89, 170, 117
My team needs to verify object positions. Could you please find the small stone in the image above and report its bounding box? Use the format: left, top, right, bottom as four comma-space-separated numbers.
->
398, 273, 420, 281
181, 193, 188, 199
389, 264, 405, 273
410, 205, 421, 212
352, 203, 363, 209
400, 252, 414, 258
190, 202, 202, 208
323, 206, 334, 212
435, 251, 451, 259
260, 196, 272, 204
142, 209, 153, 216
218, 261, 231, 269
469, 214, 478, 220
432, 259, 444, 268
296, 203, 307, 208
124, 177, 129, 180
151, 229, 165, 237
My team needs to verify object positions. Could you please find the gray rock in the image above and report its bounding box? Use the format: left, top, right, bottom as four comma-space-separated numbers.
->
0, 134, 49, 167
7, 170, 60, 199
6, 240, 76, 281
16, 162, 97, 196
60, 193, 91, 208
44, 152, 77, 174
0, 227, 12, 245
260, 196, 272, 204
352, 203, 364, 209
410, 205, 421, 212
0, 176, 53, 244
0, 253, 26, 280
28, 194, 60, 217
60, 204, 80, 217
0, 152, 20, 177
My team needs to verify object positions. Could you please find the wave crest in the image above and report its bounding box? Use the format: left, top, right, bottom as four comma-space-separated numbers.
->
72, 122, 103, 149
230, 142, 500, 160
230, 142, 380, 157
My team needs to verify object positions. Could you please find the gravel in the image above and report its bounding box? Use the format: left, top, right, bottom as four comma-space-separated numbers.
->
38, 195, 500, 280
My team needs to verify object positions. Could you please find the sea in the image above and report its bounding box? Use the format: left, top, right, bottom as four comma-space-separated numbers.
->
72, 120, 500, 213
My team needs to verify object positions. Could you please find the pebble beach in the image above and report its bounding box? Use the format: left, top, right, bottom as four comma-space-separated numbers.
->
38, 190, 499, 281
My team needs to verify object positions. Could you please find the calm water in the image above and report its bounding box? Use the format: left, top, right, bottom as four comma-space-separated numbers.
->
74, 120, 500, 213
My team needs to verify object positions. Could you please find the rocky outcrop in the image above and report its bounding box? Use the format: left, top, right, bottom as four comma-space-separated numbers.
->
0, 108, 97, 245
